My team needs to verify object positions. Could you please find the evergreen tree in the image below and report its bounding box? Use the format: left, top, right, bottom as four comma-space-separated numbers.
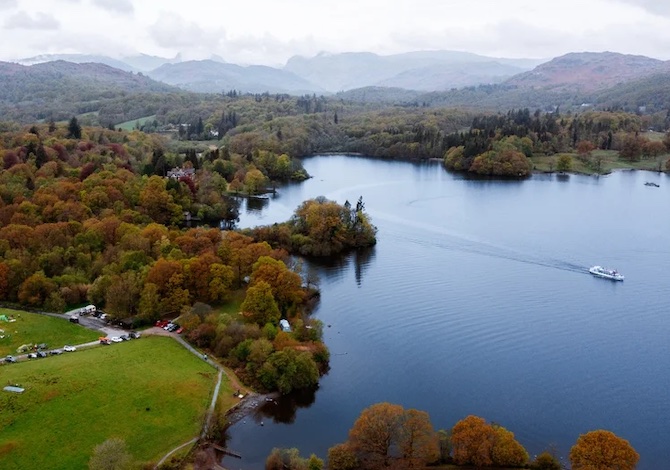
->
68, 116, 82, 139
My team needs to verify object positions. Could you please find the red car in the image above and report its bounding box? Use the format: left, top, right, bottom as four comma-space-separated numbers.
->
155, 320, 169, 328
176, 327, 184, 334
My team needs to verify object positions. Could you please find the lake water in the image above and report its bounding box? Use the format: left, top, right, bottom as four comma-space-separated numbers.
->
224, 155, 670, 469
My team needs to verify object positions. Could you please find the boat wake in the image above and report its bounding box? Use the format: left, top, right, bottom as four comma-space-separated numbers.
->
373, 211, 587, 275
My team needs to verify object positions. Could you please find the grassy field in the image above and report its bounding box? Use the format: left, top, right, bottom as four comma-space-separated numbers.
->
0, 310, 99, 356
531, 149, 668, 175
213, 290, 246, 316
0, 336, 225, 469
116, 115, 156, 131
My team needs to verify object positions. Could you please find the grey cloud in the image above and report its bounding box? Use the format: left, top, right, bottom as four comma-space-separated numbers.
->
616, 0, 670, 17
149, 12, 222, 49
390, 18, 670, 61
5, 11, 59, 30
0, 0, 18, 9
91, 0, 133, 15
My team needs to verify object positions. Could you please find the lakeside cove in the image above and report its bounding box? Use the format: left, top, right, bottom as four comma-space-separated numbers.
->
221, 154, 669, 470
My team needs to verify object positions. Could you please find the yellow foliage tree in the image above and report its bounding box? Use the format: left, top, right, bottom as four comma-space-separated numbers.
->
569, 430, 639, 470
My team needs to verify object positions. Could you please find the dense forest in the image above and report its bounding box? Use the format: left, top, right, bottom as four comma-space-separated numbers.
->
0, 122, 376, 394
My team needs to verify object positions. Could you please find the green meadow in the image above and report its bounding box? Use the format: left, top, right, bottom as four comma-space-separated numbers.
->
0, 309, 99, 356
0, 336, 224, 469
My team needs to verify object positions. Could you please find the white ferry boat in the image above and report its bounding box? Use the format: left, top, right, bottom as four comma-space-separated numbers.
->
589, 266, 624, 281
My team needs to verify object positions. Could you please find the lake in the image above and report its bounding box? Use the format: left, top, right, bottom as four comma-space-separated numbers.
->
223, 155, 670, 469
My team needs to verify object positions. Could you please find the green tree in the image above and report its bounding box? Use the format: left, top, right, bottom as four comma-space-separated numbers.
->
241, 280, 281, 326
556, 154, 572, 172
244, 167, 267, 194
531, 451, 561, 470
569, 430, 639, 470
88, 438, 133, 470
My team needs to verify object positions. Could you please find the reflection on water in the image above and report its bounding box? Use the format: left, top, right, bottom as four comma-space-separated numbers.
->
254, 388, 318, 425
226, 156, 670, 470
244, 196, 271, 214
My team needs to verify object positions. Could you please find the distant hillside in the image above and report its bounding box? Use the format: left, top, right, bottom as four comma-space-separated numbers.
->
377, 61, 525, 91
592, 72, 670, 113
17, 54, 139, 72
0, 60, 179, 123
506, 51, 668, 92
147, 60, 324, 94
284, 50, 543, 92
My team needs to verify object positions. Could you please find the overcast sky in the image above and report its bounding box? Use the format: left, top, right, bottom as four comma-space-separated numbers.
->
2, 0, 670, 65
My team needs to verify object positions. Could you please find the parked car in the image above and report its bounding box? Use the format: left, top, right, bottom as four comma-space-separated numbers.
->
63, 345, 76, 352
176, 327, 184, 334
69, 315, 79, 323
27, 352, 38, 359
36, 351, 47, 358
50, 349, 63, 356
111, 336, 122, 343
36, 343, 48, 350
155, 320, 169, 328
99, 337, 111, 345
120, 334, 129, 341
5, 355, 17, 363
129, 331, 141, 339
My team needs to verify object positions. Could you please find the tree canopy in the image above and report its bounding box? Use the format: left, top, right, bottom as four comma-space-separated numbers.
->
569, 430, 639, 470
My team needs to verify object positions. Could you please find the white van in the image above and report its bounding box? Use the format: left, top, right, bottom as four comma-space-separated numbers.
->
80, 305, 96, 315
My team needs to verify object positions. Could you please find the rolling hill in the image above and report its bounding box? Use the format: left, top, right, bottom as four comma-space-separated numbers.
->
147, 60, 325, 94
0, 60, 180, 122
283, 50, 544, 92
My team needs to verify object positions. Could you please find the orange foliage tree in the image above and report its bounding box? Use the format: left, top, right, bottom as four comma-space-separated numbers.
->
569, 430, 639, 470
347, 402, 438, 469
451, 415, 528, 467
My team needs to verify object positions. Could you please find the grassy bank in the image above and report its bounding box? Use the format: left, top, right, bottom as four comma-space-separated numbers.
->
0, 336, 225, 469
531, 149, 668, 175
0, 309, 99, 356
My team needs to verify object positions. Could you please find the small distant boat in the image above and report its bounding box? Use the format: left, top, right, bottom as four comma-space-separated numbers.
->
644, 182, 660, 187
589, 266, 624, 281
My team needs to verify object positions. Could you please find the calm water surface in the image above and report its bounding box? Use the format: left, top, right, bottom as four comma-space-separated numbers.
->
224, 155, 670, 469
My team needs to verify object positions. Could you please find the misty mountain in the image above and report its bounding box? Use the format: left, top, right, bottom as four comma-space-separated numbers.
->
505, 51, 669, 92
147, 60, 325, 94
283, 50, 545, 92
119, 53, 183, 72
17, 53, 139, 72
377, 61, 526, 91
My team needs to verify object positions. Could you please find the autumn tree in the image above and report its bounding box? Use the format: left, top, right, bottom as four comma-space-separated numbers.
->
451, 415, 527, 467
250, 256, 304, 313
346, 402, 438, 469
569, 430, 639, 470
531, 451, 561, 470
266, 447, 320, 470
491, 425, 529, 467
619, 135, 645, 162
0, 262, 9, 300
328, 443, 358, 470
241, 280, 281, 326
18, 271, 56, 306
451, 415, 496, 467
576, 140, 596, 156
349, 402, 404, 468
398, 408, 440, 467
